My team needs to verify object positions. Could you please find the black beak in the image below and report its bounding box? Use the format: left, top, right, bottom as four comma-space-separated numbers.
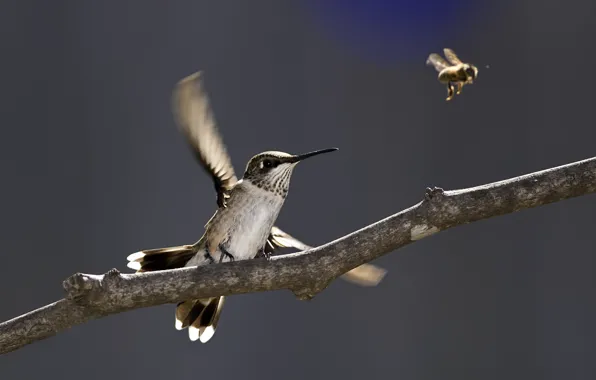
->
289, 147, 339, 163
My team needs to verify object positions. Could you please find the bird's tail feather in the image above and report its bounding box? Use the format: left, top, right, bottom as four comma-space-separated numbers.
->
176, 297, 225, 343
126, 245, 197, 272
126, 244, 224, 343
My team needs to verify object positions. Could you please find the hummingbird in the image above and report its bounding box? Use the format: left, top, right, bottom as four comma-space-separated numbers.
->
126, 71, 384, 343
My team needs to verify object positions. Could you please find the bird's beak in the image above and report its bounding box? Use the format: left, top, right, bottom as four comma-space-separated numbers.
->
289, 148, 339, 163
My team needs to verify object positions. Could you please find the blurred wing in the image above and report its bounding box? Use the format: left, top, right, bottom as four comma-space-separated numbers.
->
426, 53, 450, 72
266, 226, 311, 253
340, 264, 387, 287
266, 226, 387, 287
443, 48, 463, 65
172, 72, 238, 208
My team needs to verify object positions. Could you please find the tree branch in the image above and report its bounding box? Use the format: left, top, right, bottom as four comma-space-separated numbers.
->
2, 156, 596, 355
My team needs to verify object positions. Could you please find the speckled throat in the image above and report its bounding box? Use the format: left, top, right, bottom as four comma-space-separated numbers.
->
247, 165, 295, 198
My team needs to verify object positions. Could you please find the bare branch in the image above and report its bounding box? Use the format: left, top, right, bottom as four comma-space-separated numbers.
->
1, 156, 595, 355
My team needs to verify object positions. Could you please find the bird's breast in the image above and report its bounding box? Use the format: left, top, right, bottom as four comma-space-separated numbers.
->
206, 182, 285, 261
227, 199, 281, 257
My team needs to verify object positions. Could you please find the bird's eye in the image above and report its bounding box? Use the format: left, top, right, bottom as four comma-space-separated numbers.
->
465, 68, 475, 77
262, 159, 273, 168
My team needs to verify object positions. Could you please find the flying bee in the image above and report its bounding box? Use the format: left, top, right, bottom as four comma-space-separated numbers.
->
426, 48, 478, 101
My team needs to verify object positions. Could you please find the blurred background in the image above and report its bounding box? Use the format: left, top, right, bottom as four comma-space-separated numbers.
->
1, 0, 596, 378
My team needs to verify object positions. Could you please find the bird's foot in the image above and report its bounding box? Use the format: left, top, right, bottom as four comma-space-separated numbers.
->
219, 245, 235, 263
204, 252, 215, 264
260, 249, 272, 261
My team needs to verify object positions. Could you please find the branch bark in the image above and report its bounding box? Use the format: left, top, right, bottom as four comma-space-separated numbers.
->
2, 156, 596, 355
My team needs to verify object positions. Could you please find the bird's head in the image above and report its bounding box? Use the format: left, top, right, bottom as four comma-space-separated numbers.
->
243, 148, 338, 196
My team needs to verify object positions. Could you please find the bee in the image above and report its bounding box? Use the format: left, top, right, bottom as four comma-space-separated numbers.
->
426, 48, 478, 101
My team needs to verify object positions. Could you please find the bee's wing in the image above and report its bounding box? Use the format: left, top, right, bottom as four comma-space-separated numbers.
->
426, 53, 450, 72
172, 71, 238, 208
443, 48, 463, 65
266, 226, 387, 287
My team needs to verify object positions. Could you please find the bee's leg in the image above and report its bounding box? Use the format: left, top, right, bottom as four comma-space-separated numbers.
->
446, 83, 454, 101
456, 82, 463, 95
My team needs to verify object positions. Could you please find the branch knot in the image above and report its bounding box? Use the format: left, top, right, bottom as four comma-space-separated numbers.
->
290, 278, 332, 301
101, 268, 123, 287
63, 273, 99, 301
424, 186, 445, 201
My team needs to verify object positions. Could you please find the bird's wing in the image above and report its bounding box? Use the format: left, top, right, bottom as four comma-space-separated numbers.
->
172, 71, 238, 208
266, 226, 311, 253
443, 48, 463, 65
266, 226, 387, 287
426, 53, 450, 72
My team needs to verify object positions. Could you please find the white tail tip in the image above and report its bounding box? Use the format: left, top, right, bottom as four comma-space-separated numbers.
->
127, 261, 142, 270
188, 326, 200, 342
199, 326, 215, 343
188, 325, 216, 343
175, 318, 183, 330
126, 251, 146, 262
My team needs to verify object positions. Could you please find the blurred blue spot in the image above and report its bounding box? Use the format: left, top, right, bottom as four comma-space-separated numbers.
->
303, 0, 487, 63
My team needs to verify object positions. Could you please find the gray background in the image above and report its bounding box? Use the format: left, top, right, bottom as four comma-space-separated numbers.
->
1, 0, 596, 379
